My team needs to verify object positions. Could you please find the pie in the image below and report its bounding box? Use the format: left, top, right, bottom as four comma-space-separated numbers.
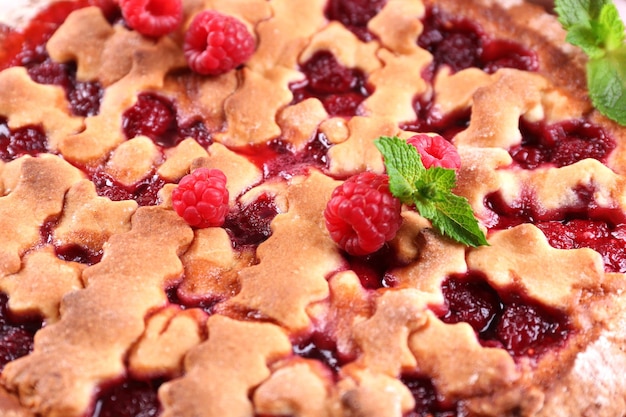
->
1, 0, 626, 416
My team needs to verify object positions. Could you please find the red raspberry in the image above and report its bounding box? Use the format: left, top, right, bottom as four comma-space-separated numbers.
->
172, 168, 230, 228
184, 10, 255, 75
324, 172, 402, 256
407, 133, 461, 170
120, 0, 183, 37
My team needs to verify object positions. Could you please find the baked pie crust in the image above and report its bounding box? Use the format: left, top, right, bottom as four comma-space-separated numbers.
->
1, 0, 626, 416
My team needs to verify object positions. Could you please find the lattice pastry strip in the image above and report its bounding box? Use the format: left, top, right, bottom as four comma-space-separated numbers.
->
0, 155, 84, 277
2, 207, 193, 417
0, 68, 83, 152
249, 0, 328, 73
369, 0, 426, 55
223, 171, 343, 331
159, 314, 292, 417
55, 30, 186, 165
0, 246, 83, 323
128, 306, 207, 378
253, 359, 334, 417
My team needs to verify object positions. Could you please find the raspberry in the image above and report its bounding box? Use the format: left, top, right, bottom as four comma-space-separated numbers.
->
171, 168, 230, 228
324, 172, 402, 256
407, 133, 461, 170
184, 10, 255, 75
120, 0, 183, 38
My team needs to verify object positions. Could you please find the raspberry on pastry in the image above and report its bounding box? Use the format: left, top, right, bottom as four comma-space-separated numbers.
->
172, 167, 229, 228
324, 171, 402, 256
183, 10, 256, 75
119, 0, 183, 37
407, 133, 461, 170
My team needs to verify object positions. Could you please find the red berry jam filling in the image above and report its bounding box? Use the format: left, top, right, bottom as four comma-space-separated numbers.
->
345, 245, 399, 289
0, 0, 120, 71
291, 51, 372, 117
418, 6, 538, 76
485, 187, 626, 273
56, 244, 104, 265
324, 0, 387, 41
402, 374, 458, 417
28, 59, 104, 117
509, 118, 615, 169
168, 286, 221, 315
91, 378, 162, 417
90, 170, 168, 206
293, 332, 344, 374
242, 132, 331, 180
41, 218, 104, 265
0, 117, 48, 162
123, 93, 213, 148
224, 193, 280, 249
441, 272, 571, 358
401, 96, 471, 141
535, 220, 626, 273
0, 293, 42, 371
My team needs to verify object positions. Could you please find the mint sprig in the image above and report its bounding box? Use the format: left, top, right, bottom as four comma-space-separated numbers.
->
374, 136, 488, 247
555, 0, 626, 125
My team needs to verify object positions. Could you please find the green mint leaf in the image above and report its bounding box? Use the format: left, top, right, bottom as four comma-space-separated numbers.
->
588, 46, 626, 124
555, 0, 587, 28
555, 0, 626, 126
555, 0, 608, 28
374, 136, 424, 203
598, 3, 625, 50
566, 25, 605, 58
375, 136, 488, 247
429, 193, 490, 248
414, 167, 457, 203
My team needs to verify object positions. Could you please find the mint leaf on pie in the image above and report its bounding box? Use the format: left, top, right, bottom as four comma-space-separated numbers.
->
555, 0, 626, 125
375, 135, 424, 203
374, 136, 488, 247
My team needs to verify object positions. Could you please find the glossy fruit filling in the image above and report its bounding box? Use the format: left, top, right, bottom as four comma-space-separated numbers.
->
400, 96, 471, 141
402, 374, 458, 417
345, 244, 399, 289
0, 293, 42, 371
485, 187, 626, 273
293, 332, 344, 374
41, 218, 104, 265
419, 6, 538, 76
291, 51, 372, 117
241, 132, 332, 180
28, 59, 104, 117
0, 117, 48, 162
122, 93, 213, 149
509, 118, 615, 169
91, 378, 161, 417
89, 170, 169, 207
324, 0, 388, 41
441, 272, 571, 358
224, 193, 280, 248
0, 0, 119, 71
